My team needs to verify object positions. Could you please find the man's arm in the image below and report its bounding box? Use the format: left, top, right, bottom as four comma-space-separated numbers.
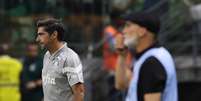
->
72, 83, 85, 101
26, 79, 42, 90
144, 93, 161, 101
63, 51, 84, 101
115, 54, 132, 90
115, 34, 132, 90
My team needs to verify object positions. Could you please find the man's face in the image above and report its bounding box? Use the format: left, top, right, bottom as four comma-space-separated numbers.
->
36, 27, 51, 49
122, 21, 142, 49
27, 44, 38, 58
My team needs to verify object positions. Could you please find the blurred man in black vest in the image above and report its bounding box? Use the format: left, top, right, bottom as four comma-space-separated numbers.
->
20, 42, 43, 101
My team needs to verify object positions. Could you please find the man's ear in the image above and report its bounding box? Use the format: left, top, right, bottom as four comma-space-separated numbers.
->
139, 27, 147, 37
51, 31, 58, 39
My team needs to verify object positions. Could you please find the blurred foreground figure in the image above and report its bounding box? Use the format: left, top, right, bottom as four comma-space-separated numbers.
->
20, 42, 43, 101
115, 12, 178, 101
0, 43, 22, 101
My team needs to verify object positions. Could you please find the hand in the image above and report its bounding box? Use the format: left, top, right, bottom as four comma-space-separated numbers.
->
35, 79, 42, 86
72, 83, 84, 101
26, 81, 36, 90
115, 34, 127, 55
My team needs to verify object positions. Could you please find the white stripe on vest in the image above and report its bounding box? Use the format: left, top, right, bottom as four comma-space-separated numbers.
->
126, 47, 178, 101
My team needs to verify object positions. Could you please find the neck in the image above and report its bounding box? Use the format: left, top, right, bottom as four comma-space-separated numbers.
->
48, 41, 63, 55
136, 35, 155, 53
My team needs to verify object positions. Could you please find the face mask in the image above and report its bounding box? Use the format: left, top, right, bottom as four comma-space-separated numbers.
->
124, 34, 139, 49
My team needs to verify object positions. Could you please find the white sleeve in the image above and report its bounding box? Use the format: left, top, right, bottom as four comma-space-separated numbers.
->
62, 52, 84, 86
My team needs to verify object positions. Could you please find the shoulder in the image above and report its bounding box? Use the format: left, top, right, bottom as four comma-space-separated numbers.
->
140, 56, 167, 77
143, 56, 162, 65
44, 51, 50, 57
12, 58, 22, 68
147, 47, 175, 72
65, 47, 79, 57
3, 56, 22, 69
62, 47, 80, 61
63, 47, 81, 67
36, 56, 43, 64
43, 51, 49, 59
152, 47, 173, 61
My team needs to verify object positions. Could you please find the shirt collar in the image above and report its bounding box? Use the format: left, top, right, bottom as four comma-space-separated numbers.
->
49, 42, 67, 60
135, 42, 160, 60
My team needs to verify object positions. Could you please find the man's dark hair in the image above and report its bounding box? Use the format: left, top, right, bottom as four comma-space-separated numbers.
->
36, 17, 65, 41
0, 43, 10, 55
26, 41, 38, 50
0, 45, 5, 55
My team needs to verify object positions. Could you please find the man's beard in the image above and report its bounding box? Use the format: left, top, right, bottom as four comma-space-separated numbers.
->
39, 44, 46, 50
124, 35, 139, 50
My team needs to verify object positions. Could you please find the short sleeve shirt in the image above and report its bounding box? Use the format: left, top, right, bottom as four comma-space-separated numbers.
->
137, 56, 167, 101
134, 43, 167, 101
42, 42, 84, 101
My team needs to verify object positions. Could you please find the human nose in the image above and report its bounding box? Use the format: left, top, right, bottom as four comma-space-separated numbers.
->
35, 35, 40, 42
